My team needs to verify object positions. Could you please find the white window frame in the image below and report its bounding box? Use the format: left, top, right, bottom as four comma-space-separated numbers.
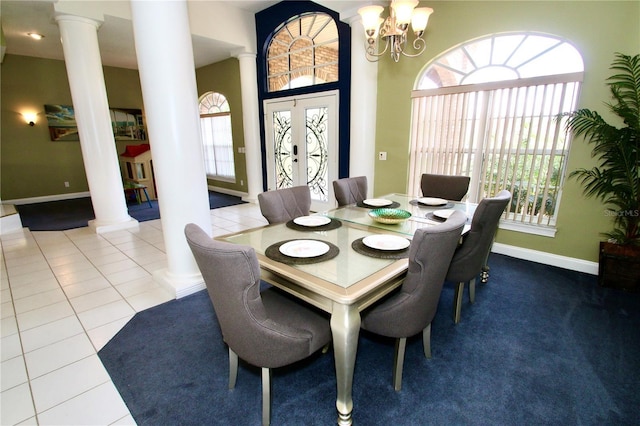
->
409, 33, 584, 237
198, 92, 236, 182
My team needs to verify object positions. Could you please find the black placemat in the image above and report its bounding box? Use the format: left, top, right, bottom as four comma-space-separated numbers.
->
265, 239, 340, 265
351, 237, 410, 259
409, 199, 454, 209
357, 200, 401, 209
425, 212, 447, 222
285, 218, 342, 232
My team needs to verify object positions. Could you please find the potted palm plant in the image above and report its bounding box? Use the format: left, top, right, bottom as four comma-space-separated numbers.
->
565, 52, 640, 291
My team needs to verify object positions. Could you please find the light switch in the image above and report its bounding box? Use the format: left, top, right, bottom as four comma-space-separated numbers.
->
378, 152, 387, 160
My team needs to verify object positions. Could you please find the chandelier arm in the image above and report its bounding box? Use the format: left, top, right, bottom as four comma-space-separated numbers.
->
364, 37, 391, 62
399, 37, 427, 58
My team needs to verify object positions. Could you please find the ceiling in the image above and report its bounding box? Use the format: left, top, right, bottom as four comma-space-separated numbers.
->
0, 0, 363, 70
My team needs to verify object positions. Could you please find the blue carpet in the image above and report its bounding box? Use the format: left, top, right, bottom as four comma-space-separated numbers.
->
98, 254, 640, 425
16, 191, 246, 231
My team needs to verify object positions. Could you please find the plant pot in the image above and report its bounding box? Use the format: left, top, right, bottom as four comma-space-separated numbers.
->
598, 241, 640, 292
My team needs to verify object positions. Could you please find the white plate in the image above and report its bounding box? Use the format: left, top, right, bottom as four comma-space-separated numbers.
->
362, 235, 410, 251
293, 215, 332, 227
363, 198, 393, 207
279, 240, 330, 258
433, 209, 457, 219
418, 197, 448, 206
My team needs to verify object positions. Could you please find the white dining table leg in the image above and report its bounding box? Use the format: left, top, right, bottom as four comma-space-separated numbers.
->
330, 302, 361, 426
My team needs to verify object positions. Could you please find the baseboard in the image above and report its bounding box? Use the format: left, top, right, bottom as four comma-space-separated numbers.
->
2, 191, 91, 205
4, 187, 245, 205
207, 185, 247, 199
492, 242, 598, 275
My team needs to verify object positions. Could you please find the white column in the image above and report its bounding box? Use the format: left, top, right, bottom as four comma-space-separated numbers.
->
55, 14, 138, 233
347, 15, 378, 198
130, 0, 212, 298
237, 53, 263, 203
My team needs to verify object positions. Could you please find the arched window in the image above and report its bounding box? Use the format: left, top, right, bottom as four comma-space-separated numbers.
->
198, 92, 235, 181
266, 12, 338, 92
409, 32, 584, 235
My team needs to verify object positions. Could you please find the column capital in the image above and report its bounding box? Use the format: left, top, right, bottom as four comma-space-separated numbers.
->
234, 51, 257, 60
54, 13, 103, 30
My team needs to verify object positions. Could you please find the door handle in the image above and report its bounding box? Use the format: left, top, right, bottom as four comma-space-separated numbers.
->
293, 144, 298, 162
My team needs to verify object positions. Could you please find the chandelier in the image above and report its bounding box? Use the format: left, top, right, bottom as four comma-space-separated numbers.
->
357, 0, 433, 62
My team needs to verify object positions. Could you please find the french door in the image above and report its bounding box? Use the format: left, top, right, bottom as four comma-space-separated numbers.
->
264, 91, 339, 212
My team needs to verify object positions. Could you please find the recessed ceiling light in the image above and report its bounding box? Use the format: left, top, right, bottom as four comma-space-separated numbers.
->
27, 33, 44, 40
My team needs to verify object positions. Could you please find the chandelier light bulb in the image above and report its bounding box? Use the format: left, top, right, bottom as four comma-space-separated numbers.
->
358, 5, 384, 34
411, 7, 433, 34
390, 0, 418, 26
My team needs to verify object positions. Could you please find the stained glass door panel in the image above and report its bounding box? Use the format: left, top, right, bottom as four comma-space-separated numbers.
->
272, 110, 294, 189
305, 106, 329, 204
264, 91, 338, 212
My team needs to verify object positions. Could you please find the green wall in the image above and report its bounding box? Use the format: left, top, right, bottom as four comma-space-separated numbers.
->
373, 0, 640, 262
195, 58, 248, 192
0, 54, 247, 201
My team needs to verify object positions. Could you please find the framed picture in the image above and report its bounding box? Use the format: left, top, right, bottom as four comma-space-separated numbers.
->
110, 108, 147, 141
44, 104, 146, 142
44, 104, 79, 141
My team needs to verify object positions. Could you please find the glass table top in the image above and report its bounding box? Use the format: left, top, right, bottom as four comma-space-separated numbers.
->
219, 221, 404, 289
321, 193, 476, 236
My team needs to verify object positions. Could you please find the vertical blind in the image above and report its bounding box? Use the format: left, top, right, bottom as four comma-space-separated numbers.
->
200, 113, 235, 179
409, 73, 582, 226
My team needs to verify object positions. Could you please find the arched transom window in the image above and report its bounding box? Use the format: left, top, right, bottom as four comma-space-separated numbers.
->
198, 92, 235, 181
267, 12, 339, 92
409, 33, 584, 235
418, 32, 584, 89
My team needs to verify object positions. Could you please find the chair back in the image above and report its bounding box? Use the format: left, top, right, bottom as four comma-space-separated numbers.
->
420, 173, 471, 201
333, 176, 368, 206
446, 190, 511, 282
184, 223, 314, 367
361, 211, 467, 337
258, 185, 311, 224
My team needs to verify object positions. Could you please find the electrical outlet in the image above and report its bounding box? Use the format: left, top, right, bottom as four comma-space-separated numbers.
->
240, 180, 244, 186
64, 181, 70, 187
378, 152, 387, 161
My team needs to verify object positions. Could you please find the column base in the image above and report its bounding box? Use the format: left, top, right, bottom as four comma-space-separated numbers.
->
0, 204, 23, 235
88, 217, 139, 234
153, 268, 205, 299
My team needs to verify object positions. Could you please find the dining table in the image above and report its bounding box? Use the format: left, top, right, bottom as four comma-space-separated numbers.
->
217, 193, 477, 425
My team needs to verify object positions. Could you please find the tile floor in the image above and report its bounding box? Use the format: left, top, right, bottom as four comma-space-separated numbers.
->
1, 203, 268, 425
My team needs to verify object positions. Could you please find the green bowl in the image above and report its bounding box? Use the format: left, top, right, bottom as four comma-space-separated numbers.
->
368, 208, 411, 224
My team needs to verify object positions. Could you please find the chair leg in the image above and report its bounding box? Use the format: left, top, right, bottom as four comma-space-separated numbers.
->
393, 337, 407, 391
262, 367, 272, 426
453, 281, 465, 324
481, 245, 492, 283
228, 347, 238, 389
469, 277, 476, 304
481, 265, 490, 283
422, 324, 432, 359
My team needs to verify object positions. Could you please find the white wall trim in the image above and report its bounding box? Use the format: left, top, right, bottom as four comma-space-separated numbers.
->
3, 188, 248, 205
207, 185, 249, 200
492, 242, 598, 275
2, 191, 91, 205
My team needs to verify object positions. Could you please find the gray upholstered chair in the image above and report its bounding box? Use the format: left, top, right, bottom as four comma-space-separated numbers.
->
360, 211, 467, 391
333, 176, 368, 206
420, 173, 471, 201
258, 185, 311, 224
446, 190, 511, 323
184, 223, 332, 426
